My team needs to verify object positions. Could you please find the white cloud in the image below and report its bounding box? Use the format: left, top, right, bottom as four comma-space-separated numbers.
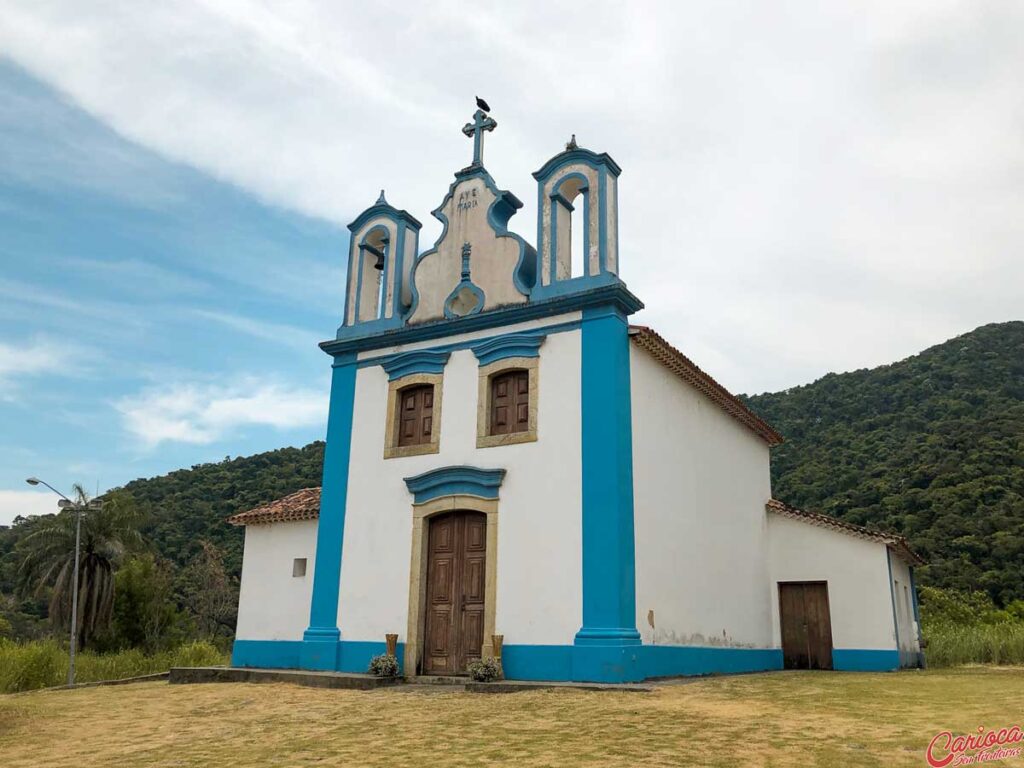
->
1, 1, 1021, 392
0, 337, 70, 396
0, 489, 61, 526
116, 377, 326, 447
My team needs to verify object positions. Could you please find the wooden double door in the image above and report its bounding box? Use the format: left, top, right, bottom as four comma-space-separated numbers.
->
422, 511, 486, 675
779, 581, 834, 670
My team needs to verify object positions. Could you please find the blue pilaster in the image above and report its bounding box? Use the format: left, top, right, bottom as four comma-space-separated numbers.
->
574, 304, 641, 681
300, 352, 357, 669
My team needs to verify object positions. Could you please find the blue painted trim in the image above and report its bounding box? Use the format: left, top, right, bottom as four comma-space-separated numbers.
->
347, 199, 422, 233
356, 321, 576, 371
323, 281, 642, 356
885, 547, 900, 651
234, 640, 407, 674
403, 465, 506, 504
234, 640, 782, 682
443, 281, 486, 319
575, 304, 640, 648
301, 353, 357, 669
832, 648, 900, 672
532, 147, 623, 181
471, 333, 546, 366
381, 349, 451, 381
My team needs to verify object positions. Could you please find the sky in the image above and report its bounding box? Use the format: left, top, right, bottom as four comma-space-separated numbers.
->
0, 1, 1021, 524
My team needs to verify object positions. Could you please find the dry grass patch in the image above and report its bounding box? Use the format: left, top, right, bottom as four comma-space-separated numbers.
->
1, 668, 1022, 767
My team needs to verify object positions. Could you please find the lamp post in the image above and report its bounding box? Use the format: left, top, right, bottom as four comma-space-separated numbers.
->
25, 477, 102, 687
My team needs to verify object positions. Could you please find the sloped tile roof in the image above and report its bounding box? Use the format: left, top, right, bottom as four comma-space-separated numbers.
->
227, 487, 321, 526
766, 498, 924, 565
628, 326, 784, 446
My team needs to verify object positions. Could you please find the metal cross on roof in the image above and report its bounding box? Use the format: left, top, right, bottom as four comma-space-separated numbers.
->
462, 108, 497, 167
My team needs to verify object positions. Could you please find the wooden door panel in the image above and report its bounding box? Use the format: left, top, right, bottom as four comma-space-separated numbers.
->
779, 582, 833, 671
423, 511, 488, 675
804, 583, 833, 670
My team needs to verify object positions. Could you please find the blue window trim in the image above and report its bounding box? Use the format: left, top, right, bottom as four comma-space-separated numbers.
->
471, 333, 546, 366
403, 465, 506, 504
380, 349, 451, 381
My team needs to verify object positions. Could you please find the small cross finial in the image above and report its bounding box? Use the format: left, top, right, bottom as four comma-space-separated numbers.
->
566, 134, 578, 151
462, 108, 497, 167
376, 189, 388, 205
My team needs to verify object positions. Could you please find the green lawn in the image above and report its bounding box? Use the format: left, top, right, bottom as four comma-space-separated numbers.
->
1, 667, 1022, 767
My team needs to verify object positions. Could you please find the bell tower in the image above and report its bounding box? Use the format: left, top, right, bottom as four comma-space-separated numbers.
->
531, 139, 622, 300
342, 191, 422, 333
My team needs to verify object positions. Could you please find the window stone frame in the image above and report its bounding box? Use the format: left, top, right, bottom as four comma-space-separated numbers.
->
476, 356, 539, 449
384, 372, 444, 459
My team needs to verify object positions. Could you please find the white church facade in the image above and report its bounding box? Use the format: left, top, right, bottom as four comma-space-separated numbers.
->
228, 110, 924, 683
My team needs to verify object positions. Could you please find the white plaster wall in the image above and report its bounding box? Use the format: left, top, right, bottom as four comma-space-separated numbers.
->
767, 514, 898, 650
889, 555, 921, 654
339, 321, 583, 646
630, 346, 775, 647
235, 520, 317, 640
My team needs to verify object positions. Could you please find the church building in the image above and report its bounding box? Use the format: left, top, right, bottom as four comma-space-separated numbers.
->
228, 108, 924, 683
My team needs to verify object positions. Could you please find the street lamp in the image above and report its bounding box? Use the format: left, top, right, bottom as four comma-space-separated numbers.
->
25, 477, 102, 687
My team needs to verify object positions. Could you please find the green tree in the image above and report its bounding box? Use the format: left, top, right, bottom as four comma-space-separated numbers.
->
16, 487, 143, 649
110, 554, 185, 652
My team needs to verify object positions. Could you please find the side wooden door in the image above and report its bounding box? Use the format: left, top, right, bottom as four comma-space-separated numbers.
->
779, 582, 834, 670
423, 511, 487, 675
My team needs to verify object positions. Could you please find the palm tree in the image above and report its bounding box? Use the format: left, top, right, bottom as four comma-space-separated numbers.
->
17, 485, 144, 649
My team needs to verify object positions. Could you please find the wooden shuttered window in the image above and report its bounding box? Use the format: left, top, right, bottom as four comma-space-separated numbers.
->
397, 384, 434, 447
489, 369, 529, 436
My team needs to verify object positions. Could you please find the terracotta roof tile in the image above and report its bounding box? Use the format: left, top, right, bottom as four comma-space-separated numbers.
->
227, 487, 321, 526
628, 325, 784, 446
766, 498, 924, 565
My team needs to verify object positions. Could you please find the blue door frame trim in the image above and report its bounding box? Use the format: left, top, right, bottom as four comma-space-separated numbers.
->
575, 303, 641, 656
300, 353, 357, 669
403, 465, 506, 504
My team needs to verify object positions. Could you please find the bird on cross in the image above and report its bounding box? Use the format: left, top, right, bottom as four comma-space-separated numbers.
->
462, 104, 497, 168
475, 95, 491, 113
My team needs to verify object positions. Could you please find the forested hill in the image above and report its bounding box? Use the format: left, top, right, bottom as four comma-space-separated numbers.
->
742, 321, 1024, 605
7, 323, 1017, 608
121, 443, 324, 576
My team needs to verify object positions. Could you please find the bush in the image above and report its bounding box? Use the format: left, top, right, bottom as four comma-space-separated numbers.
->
467, 657, 502, 682
367, 653, 400, 677
0, 639, 227, 693
923, 623, 1024, 668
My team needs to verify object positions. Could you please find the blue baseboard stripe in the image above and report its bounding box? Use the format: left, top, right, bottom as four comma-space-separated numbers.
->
233, 639, 902, 680
832, 648, 900, 671
234, 640, 406, 675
